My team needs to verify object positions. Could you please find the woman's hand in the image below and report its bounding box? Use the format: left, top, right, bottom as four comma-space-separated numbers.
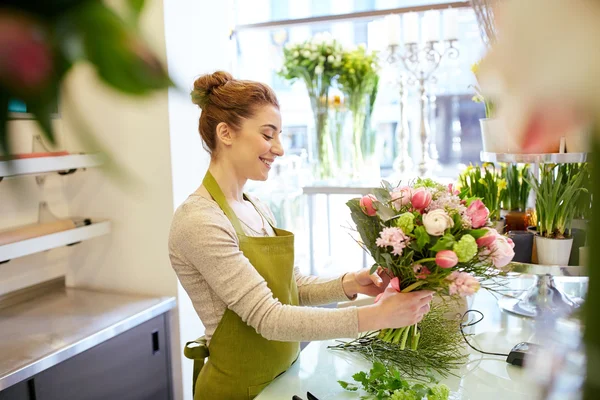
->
357, 285, 434, 332
342, 267, 391, 298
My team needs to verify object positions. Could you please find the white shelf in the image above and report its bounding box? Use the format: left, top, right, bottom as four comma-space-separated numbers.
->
480, 152, 588, 164
508, 261, 586, 277
0, 154, 104, 179
0, 221, 111, 263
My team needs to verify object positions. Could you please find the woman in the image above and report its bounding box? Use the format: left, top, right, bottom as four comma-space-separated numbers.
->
169, 71, 433, 400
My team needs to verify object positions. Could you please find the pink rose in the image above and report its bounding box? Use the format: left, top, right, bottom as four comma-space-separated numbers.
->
466, 199, 490, 228
447, 271, 480, 296
479, 234, 515, 268
411, 187, 432, 210
391, 276, 401, 292
476, 227, 498, 247
391, 186, 412, 209
359, 194, 377, 216
413, 264, 431, 280
436, 250, 459, 268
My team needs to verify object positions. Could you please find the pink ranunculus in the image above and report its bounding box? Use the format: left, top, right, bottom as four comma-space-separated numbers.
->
447, 271, 480, 296
411, 187, 432, 210
476, 227, 498, 248
390, 277, 401, 292
436, 250, 459, 268
359, 194, 377, 216
481, 234, 515, 268
391, 186, 413, 209
466, 199, 489, 228
413, 264, 431, 280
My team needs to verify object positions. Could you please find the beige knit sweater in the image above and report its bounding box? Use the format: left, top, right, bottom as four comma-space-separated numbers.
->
168, 194, 360, 344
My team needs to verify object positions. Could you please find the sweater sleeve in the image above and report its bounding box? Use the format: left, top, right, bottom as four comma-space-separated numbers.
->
169, 199, 359, 342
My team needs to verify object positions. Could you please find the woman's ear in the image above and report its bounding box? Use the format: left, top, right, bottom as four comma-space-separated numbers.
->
215, 122, 234, 147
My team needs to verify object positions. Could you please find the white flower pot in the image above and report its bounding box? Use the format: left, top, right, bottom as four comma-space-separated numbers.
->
535, 236, 573, 266
565, 125, 591, 153
479, 118, 520, 153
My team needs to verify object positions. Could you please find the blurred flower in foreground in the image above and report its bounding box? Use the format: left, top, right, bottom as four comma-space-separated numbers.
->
478, 0, 599, 153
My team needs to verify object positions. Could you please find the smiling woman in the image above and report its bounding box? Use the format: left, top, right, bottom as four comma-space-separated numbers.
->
168, 71, 435, 399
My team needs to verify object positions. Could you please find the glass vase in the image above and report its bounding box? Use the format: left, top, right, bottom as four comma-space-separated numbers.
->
309, 95, 335, 180
350, 94, 378, 180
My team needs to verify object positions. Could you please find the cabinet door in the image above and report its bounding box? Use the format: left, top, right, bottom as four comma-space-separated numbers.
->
0, 379, 31, 400
35, 314, 171, 400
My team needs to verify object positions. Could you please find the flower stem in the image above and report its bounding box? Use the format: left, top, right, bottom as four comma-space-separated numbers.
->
401, 280, 426, 293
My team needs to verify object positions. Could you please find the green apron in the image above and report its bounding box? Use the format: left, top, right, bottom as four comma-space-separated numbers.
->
184, 171, 300, 400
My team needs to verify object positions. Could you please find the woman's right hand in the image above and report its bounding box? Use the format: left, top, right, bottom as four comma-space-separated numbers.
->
357, 284, 434, 332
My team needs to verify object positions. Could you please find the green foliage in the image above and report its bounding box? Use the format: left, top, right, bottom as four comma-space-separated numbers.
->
453, 234, 477, 262
1, 0, 173, 153
338, 361, 450, 400
527, 164, 588, 238
330, 303, 468, 382
501, 164, 531, 211
458, 163, 506, 221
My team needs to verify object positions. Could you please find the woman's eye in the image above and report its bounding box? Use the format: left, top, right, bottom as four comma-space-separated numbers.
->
262, 134, 274, 141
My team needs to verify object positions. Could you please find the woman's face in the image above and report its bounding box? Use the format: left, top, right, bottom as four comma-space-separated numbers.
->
228, 104, 284, 181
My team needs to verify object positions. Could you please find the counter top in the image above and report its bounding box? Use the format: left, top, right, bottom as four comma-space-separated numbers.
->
0, 285, 176, 390
257, 279, 561, 400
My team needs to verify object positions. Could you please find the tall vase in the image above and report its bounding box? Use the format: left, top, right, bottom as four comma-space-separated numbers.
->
310, 95, 335, 180
350, 94, 377, 180
330, 102, 348, 178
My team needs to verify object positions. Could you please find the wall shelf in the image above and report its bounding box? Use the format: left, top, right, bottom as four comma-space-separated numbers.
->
0, 154, 104, 179
480, 152, 588, 164
0, 221, 111, 263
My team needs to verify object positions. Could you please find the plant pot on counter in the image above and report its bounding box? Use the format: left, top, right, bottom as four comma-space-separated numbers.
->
480, 118, 518, 153
505, 210, 530, 232
508, 231, 534, 263
535, 236, 574, 266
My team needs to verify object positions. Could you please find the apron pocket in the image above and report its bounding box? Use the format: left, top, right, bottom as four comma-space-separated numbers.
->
247, 380, 271, 399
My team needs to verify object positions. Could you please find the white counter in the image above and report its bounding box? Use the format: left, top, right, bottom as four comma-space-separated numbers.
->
257, 280, 546, 400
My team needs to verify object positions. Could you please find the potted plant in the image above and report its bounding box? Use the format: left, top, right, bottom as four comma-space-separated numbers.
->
458, 163, 507, 233
527, 164, 587, 265
337, 45, 380, 179
279, 33, 344, 179
501, 164, 532, 231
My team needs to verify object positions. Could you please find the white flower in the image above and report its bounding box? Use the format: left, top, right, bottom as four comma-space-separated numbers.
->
293, 51, 299, 58
422, 209, 454, 236
314, 65, 324, 75
319, 55, 326, 63
302, 50, 311, 58
327, 55, 335, 63
284, 42, 294, 50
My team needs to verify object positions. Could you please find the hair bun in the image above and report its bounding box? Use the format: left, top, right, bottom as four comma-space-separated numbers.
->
191, 71, 233, 108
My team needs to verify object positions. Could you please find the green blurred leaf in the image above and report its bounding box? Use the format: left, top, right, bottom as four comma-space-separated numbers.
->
414, 226, 430, 251
430, 234, 456, 252
127, 0, 145, 24
372, 187, 391, 203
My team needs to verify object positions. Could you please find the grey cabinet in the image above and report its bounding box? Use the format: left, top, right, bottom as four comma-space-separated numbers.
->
34, 314, 171, 400
0, 380, 31, 400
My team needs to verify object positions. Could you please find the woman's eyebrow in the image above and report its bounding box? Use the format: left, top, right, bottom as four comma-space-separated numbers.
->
260, 124, 281, 133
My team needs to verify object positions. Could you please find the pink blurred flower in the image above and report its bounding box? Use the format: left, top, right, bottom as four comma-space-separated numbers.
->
448, 183, 459, 195
447, 271, 480, 296
466, 199, 490, 228
479, 233, 515, 268
436, 250, 459, 269
375, 227, 410, 256
359, 194, 377, 216
0, 11, 53, 94
391, 186, 413, 209
411, 187, 432, 210
413, 264, 431, 280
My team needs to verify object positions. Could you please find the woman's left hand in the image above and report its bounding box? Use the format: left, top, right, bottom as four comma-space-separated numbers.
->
343, 267, 391, 298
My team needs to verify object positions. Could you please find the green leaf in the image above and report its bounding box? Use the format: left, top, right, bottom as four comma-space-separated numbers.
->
430, 234, 456, 252
380, 253, 393, 270
352, 371, 369, 386
411, 384, 429, 398
338, 380, 359, 391
467, 228, 488, 240
370, 263, 379, 274
127, 0, 145, 24
375, 203, 398, 222
414, 226, 430, 251
372, 187, 392, 203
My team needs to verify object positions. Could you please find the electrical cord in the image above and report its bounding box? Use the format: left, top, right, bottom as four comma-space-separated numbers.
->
460, 310, 510, 357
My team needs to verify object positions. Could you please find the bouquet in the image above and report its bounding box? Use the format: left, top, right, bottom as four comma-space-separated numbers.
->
347, 178, 515, 350
457, 163, 506, 222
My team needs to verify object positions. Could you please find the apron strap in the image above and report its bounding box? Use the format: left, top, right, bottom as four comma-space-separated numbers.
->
202, 171, 245, 235
184, 337, 210, 397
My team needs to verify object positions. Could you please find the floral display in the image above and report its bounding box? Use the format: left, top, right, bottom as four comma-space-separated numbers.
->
347, 178, 514, 350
